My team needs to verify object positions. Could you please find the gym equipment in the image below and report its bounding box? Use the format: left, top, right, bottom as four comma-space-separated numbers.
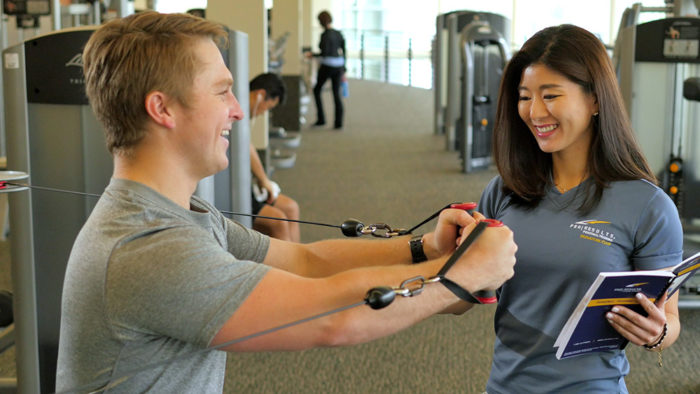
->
455, 19, 510, 173
4, 28, 105, 393
615, 1, 700, 307
210, 26, 254, 226
0, 290, 13, 327
2, 25, 252, 392
433, 11, 510, 147
271, 74, 309, 132
270, 127, 302, 149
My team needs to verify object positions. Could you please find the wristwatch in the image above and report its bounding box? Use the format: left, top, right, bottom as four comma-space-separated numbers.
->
409, 235, 428, 263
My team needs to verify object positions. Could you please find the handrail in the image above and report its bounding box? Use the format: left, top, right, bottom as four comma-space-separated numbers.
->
340, 28, 432, 89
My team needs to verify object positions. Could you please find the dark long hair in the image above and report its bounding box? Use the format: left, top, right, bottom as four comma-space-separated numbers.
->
493, 24, 655, 214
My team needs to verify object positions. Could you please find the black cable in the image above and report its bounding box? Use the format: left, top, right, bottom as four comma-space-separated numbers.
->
5, 182, 465, 237
219, 210, 342, 229
5, 182, 102, 198
402, 203, 453, 235
6, 182, 342, 230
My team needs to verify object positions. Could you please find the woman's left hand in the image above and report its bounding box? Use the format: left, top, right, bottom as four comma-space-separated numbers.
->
606, 291, 668, 347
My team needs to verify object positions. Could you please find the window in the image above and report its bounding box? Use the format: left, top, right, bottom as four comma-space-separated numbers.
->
154, 0, 207, 13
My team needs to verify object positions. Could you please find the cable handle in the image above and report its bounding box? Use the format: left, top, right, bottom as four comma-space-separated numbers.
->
471, 219, 503, 304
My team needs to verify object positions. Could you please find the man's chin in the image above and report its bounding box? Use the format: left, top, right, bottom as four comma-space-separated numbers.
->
216, 160, 230, 174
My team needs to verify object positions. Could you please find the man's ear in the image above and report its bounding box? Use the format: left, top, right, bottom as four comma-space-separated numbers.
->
145, 91, 176, 129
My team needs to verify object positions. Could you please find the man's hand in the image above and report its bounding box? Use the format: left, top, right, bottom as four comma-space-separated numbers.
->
449, 220, 517, 293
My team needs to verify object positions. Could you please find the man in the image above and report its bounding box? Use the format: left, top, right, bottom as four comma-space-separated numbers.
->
56, 12, 516, 393
248, 73, 300, 242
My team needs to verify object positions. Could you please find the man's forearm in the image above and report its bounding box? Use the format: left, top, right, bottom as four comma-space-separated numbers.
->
299, 237, 414, 277
216, 258, 461, 352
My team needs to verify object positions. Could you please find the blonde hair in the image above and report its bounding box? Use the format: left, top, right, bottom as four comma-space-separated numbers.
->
83, 11, 227, 154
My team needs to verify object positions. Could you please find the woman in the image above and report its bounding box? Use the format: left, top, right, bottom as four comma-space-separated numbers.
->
310, 10, 346, 130
478, 25, 683, 393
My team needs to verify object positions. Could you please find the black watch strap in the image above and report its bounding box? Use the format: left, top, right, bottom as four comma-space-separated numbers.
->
409, 235, 428, 263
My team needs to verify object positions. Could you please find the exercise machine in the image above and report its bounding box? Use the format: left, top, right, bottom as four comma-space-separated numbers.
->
432, 10, 510, 148
2, 24, 251, 392
455, 19, 510, 173
615, 0, 700, 307
211, 26, 254, 226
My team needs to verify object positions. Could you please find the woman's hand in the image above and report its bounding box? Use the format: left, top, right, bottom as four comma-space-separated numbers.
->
606, 292, 668, 347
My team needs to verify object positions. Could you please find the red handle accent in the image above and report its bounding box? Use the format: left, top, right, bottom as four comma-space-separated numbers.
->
0, 182, 6, 190
450, 202, 477, 211
481, 218, 503, 227
475, 295, 498, 304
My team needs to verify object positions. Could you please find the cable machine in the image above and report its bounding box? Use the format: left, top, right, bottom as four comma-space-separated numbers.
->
456, 20, 509, 173
433, 10, 510, 144
615, 0, 700, 307
2, 23, 251, 392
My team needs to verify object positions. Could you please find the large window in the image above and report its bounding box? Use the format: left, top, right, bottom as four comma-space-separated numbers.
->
331, 0, 669, 88
151, 0, 207, 13
143, 0, 671, 89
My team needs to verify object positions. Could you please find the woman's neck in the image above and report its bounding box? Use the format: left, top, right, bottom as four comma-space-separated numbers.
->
552, 152, 589, 193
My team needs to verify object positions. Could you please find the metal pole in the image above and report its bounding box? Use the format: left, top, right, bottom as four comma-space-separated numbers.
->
408, 37, 412, 87
52, 0, 61, 30
92, 1, 102, 25
360, 33, 365, 80
384, 34, 389, 82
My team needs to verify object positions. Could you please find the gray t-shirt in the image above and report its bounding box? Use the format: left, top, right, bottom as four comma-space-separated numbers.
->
479, 176, 682, 394
56, 179, 270, 393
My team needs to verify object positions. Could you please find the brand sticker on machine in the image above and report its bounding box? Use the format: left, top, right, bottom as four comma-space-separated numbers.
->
4, 53, 19, 69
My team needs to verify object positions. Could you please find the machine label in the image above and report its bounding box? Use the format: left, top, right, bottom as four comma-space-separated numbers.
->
4, 53, 19, 69
663, 39, 699, 58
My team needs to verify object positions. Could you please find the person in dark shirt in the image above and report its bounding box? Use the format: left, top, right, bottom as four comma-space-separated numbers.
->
308, 10, 346, 130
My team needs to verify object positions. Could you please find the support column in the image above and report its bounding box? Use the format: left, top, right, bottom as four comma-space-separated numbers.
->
207, 0, 268, 151
302, 0, 312, 50
271, 0, 301, 76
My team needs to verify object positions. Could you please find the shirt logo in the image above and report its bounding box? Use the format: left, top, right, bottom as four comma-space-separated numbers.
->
569, 219, 616, 246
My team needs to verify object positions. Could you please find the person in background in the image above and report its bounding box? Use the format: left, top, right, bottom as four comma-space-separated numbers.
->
478, 24, 682, 393
307, 10, 346, 130
249, 73, 300, 242
56, 12, 517, 393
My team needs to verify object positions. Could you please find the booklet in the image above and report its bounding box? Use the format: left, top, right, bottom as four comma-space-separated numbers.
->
554, 251, 700, 360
